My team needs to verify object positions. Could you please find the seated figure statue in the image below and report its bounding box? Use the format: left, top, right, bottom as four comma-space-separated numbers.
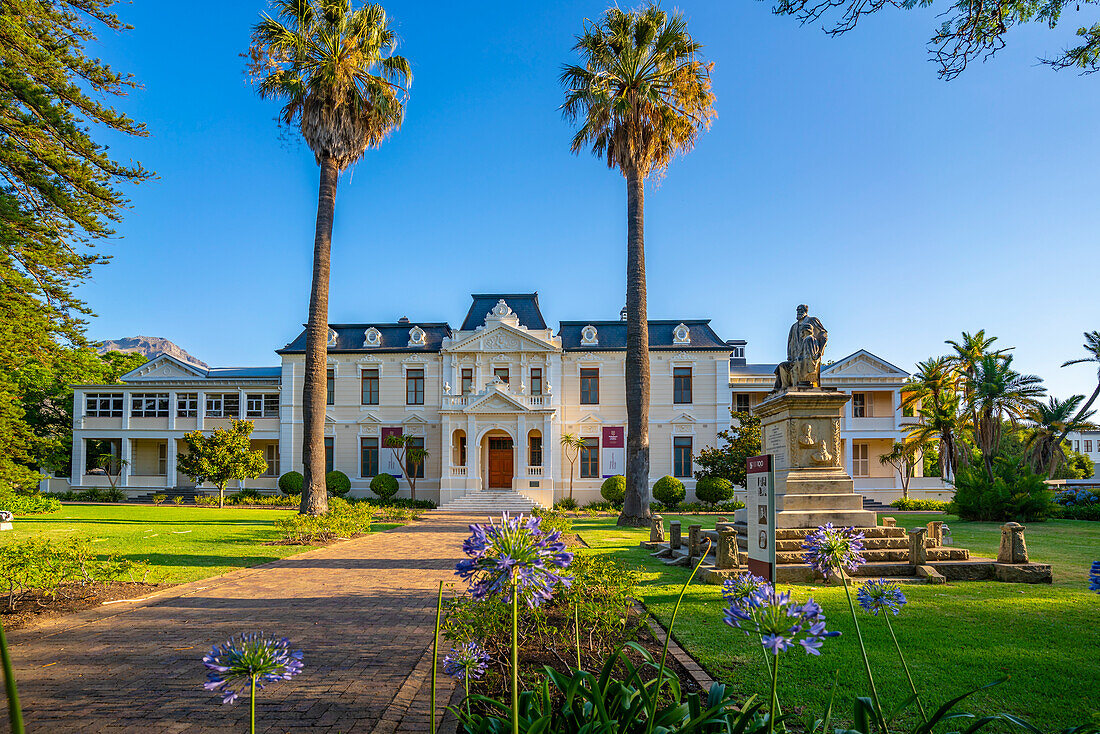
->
773, 304, 828, 391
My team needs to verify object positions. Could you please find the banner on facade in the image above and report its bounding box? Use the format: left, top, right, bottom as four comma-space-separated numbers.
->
746, 454, 775, 581
381, 427, 404, 478
601, 426, 625, 478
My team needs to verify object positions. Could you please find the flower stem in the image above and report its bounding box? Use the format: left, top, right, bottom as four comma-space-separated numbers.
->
574, 604, 581, 670
883, 612, 926, 720
511, 580, 519, 734
0, 617, 23, 734
431, 580, 443, 734
768, 651, 779, 734
840, 570, 886, 733
464, 677, 471, 721
249, 675, 256, 734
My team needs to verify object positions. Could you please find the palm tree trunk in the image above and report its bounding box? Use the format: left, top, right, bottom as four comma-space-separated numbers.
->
619, 168, 651, 527
300, 155, 339, 516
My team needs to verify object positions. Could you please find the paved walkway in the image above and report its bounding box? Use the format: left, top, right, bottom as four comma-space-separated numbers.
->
7, 512, 485, 733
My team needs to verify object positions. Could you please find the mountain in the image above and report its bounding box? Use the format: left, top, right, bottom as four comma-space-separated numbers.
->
96, 336, 208, 369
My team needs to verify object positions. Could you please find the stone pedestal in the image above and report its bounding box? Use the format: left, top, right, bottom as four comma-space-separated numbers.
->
650, 515, 665, 543
908, 528, 928, 565
717, 528, 739, 569
926, 521, 943, 546
753, 389, 877, 528
998, 523, 1028, 563
881, 517, 896, 527
688, 524, 703, 561
669, 521, 682, 550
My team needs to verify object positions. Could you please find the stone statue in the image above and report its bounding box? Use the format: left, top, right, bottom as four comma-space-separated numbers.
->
773, 304, 828, 391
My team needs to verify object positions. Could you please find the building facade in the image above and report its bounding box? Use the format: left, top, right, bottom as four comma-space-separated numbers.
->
55, 293, 948, 505
1065, 429, 1100, 479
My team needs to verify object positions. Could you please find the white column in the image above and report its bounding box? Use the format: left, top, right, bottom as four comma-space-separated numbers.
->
546, 414, 559, 493
197, 391, 206, 429
843, 437, 853, 478
122, 390, 131, 429
166, 438, 177, 488
516, 414, 527, 485
120, 438, 132, 488
71, 435, 85, 487
441, 415, 451, 490
467, 416, 477, 491
168, 391, 176, 430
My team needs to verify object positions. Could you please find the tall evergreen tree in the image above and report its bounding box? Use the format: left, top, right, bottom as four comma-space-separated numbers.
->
561, 4, 715, 526
0, 0, 150, 489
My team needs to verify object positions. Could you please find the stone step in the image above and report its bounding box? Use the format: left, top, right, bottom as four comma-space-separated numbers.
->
775, 547, 970, 564
438, 490, 539, 513
775, 509, 879, 528
777, 493, 866, 511
775, 536, 909, 552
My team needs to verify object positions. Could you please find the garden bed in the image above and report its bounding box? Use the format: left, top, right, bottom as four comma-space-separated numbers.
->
2, 581, 165, 631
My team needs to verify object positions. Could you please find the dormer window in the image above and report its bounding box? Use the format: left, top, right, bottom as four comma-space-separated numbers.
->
408, 325, 426, 347
363, 327, 382, 348
580, 325, 598, 346
732, 346, 745, 359
327, 328, 338, 347
673, 323, 690, 345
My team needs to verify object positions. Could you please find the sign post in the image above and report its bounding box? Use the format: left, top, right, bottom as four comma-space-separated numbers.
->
746, 454, 776, 581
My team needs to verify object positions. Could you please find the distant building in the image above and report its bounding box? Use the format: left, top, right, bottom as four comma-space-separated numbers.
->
50, 293, 949, 506
1066, 429, 1100, 479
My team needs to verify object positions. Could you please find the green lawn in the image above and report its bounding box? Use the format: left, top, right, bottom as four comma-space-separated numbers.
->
4, 504, 397, 585
575, 514, 1100, 730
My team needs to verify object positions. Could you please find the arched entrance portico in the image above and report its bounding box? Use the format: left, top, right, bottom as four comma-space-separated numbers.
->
479, 429, 515, 490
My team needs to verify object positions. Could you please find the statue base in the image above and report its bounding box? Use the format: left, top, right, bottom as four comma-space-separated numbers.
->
749, 388, 876, 529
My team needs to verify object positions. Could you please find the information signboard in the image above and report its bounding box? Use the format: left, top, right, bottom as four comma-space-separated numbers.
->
746, 454, 776, 581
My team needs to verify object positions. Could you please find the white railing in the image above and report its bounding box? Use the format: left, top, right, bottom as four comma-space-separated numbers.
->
450, 466, 467, 477
527, 466, 543, 477
844, 416, 897, 432
442, 386, 553, 410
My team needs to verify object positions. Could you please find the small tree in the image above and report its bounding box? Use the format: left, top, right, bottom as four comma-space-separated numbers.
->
177, 420, 267, 508
879, 441, 923, 500
560, 432, 587, 501
694, 410, 762, 488
94, 454, 129, 492
383, 434, 430, 500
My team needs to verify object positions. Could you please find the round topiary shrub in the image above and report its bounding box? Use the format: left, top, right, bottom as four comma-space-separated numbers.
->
695, 476, 734, 505
652, 475, 685, 508
278, 471, 304, 496
600, 475, 626, 504
370, 473, 399, 500
326, 470, 351, 497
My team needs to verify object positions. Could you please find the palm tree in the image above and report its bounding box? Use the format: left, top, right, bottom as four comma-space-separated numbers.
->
1056, 331, 1100, 447
900, 357, 964, 479
945, 330, 1010, 464
249, 0, 411, 515
560, 432, 587, 501
1023, 395, 1096, 476
561, 4, 715, 526
967, 354, 1046, 480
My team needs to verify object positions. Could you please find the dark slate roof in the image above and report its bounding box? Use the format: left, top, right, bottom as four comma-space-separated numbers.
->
557, 320, 730, 351
460, 293, 547, 332
729, 362, 777, 376
277, 323, 451, 354
206, 367, 282, 378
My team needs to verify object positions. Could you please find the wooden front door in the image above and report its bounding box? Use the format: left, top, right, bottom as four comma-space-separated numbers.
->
488, 438, 514, 489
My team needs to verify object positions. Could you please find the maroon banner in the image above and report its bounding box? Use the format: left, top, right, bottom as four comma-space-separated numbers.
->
381, 427, 404, 478
746, 454, 771, 474
601, 426, 624, 477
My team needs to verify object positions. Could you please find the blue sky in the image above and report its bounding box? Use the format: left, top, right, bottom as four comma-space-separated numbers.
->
81, 1, 1098, 398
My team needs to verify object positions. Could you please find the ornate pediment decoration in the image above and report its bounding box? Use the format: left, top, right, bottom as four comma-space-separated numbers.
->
357, 355, 382, 364
673, 323, 691, 345
580, 325, 599, 346
407, 325, 426, 347
328, 328, 339, 347
402, 355, 428, 364
126, 355, 206, 381
363, 327, 382, 348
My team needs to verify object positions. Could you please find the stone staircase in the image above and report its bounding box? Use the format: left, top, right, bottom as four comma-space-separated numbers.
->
438, 490, 540, 514
862, 497, 892, 512
130, 487, 204, 503
735, 525, 970, 565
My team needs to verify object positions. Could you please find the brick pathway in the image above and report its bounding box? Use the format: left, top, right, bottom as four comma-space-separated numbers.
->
6, 512, 486, 733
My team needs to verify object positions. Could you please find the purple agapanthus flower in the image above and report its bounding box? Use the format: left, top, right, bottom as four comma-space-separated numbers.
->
802, 524, 866, 579
202, 633, 304, 704
455, 513, 573, 607
722, 571, 768, 604
1090, 561, 1100, 593
723, 583, 839, 656
442, 641, 491, 681
857, 579, 908, 616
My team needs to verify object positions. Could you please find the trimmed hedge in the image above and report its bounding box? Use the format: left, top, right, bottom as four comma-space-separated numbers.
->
600, 475, 625, 504
891, 497, 954, 512
369, 473, 399, 500
652, 476, 685, 508
2, 492, 61, 516
326, 470, 351, 497
278, 471, 304, 496
695, 476, 734, 505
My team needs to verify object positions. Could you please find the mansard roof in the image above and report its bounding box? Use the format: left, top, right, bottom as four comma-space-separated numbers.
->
557, 320, 730, 351
277, 323, 452, 354
460, 293, 547, 331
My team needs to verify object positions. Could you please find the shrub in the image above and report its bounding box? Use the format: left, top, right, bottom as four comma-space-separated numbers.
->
661, 500, 745, 514
652, 475, 685, 509
0, 491, 61, 516
326, 470, 351, 497
101, 487, 126, 502
278, 471, 304, 496
531, 507, 574, 536
554, 497, 579, 511
354, 495, 434, 510
892, 497, 954, 512
369, 473, 399, 500
172, 496, 184, 505
600, 475, 626, 504
194, 494, 219, 507
151, 493, 167, 506
1053, 488, 1100, 520
695, 476, 734, 505
273, 497, 374, 543
953, 461, 1055, 522
582, 500, 617, 512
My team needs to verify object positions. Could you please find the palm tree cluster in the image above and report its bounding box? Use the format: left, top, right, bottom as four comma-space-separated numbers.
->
901, 330, 1099, 483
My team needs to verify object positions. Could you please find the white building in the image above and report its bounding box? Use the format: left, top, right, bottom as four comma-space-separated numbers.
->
56, 293, 948, 505
1066, 429, 1100, 479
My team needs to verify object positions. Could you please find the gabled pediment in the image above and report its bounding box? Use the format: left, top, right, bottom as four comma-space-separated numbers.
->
403, 413, 428, 424
122, 354, 207, 382
465, 389, 529, 414
577, 413, 603, 425
357, 412, 381, 424
447, 322, 559, 354
672, 412, 697, 424
823, 350, 908, 379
